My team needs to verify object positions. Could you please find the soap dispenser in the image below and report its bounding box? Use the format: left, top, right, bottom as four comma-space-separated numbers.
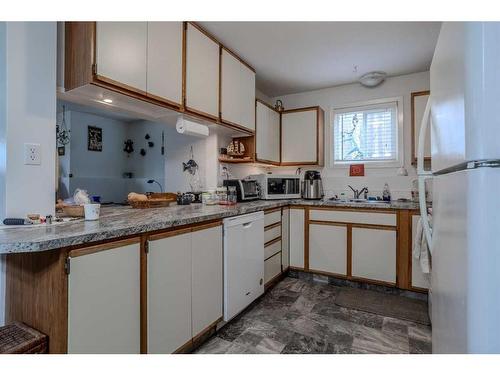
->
382, 183, 391, 202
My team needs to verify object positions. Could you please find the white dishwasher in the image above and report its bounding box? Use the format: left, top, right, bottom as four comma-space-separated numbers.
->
223, 211, 264, 321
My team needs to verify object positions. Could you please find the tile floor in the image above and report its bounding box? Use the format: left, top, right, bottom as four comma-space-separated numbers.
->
195, 277, 432, 354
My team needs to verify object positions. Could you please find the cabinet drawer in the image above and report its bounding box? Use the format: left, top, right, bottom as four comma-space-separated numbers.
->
264, 210, 281, 227
265, 240, 281, 260
264, 224, 281, 244
264, 252, 281, 284
310, 209, 396, 226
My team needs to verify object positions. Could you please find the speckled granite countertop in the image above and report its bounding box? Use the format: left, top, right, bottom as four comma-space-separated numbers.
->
0, 199, 421, 254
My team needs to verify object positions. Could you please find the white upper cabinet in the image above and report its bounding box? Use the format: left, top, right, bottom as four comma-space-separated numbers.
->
256, 101, 280, 163
221, 48, 256, 132
185, 23, 220, 119
96, 22, 148, 92
281, 107, 324, 165
146, 22, 183, 106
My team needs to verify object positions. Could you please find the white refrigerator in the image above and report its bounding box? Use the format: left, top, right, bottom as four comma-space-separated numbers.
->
418, 22, 500, 353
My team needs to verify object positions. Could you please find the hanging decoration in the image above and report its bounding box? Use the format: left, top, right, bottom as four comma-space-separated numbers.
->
56, 105, 71, 146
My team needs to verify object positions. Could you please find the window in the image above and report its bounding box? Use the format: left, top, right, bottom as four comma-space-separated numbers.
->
332, 99, 402, 166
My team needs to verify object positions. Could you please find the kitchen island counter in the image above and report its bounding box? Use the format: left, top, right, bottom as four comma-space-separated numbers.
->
0, 199, 421, 254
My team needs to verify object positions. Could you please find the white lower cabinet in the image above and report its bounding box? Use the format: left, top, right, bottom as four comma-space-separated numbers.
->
289, 208, 305, 268
148, 232, 192, 354
411, 215, 430, 290
352, 227, 396, 283
148, 224, 223, 353
191, 226, 223, 337
67, 240, 141, 354
281, 208, 290, 270
309, 224, 347, 276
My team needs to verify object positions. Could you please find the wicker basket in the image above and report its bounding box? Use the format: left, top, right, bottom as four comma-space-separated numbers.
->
0, 322, 48, 354
60, 205, 85, 218
129, 192, 177, 209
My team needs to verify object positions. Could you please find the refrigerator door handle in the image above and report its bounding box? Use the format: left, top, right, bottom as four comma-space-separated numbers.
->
417, 97, 433, 251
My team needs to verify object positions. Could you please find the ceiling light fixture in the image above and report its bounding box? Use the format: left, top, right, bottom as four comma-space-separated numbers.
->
359, 71, 387, 88
102, 98, 113, 104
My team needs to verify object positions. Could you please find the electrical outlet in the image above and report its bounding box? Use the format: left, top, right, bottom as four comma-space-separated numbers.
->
24, 143, 41, 165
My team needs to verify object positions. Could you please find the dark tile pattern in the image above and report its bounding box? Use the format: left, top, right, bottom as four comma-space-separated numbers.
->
195, 277, 432, 354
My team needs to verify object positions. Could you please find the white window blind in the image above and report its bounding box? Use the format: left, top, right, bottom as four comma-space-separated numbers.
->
333, 102, 398, 163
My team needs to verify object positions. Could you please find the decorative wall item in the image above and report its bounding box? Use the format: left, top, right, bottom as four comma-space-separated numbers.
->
140, 148, 146, 156
227, 140, 245, 156
56, 105, 71, 146
183, 146, 201, 192
87, 126, 102, 152
349, 164, 365, 177
123, 139, 134, 154
274, 99, 284, 112
58, 146, 65, 156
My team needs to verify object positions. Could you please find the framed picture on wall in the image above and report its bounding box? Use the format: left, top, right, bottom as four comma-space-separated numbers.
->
88, 126, 102, 152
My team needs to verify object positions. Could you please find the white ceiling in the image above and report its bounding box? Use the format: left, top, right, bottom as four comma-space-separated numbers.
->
200, 22, 441, 97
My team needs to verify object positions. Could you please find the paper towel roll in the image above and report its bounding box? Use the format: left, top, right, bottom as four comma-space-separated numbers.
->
176, 117, 209, 137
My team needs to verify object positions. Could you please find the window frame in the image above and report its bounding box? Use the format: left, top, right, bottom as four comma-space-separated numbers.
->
330, 97, 404, 169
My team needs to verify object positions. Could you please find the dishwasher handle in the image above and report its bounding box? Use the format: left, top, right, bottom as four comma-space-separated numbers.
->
242, 222, 253, 229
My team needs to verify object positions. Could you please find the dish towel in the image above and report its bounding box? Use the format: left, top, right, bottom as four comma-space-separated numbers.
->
413, 213, 432, 274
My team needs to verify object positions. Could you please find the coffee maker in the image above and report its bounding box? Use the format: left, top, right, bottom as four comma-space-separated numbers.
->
302, 170, 324, 200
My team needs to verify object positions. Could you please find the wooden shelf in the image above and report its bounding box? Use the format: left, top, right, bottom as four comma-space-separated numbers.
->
218, 156, 254, 164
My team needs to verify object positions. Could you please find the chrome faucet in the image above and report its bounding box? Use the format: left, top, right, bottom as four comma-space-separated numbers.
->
348, 185, 368, 199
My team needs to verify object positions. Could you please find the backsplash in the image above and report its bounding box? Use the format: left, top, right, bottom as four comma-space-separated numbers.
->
225, 164, 432, 202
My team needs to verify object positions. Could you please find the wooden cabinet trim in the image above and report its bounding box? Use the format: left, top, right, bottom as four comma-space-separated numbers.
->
411, 90, 431, 166
264, 207, 282, 214
221, 45, 256, 73
264, 221, 281, 231
256, 98, 278, 111
140, 235, 148, 354
265, 236, 282, 248
304, 208, 310, 270
68, 237, 141, 258
147, 220, 222, 241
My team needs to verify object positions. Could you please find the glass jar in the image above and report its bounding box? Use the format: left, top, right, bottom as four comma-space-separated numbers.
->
227, 186, 237, 205
202, 189, 217, 205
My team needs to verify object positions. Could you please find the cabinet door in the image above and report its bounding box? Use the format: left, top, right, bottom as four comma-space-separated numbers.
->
67, 241, 141, 354
264, 252, 282, 284
309, 224, 347, 276
281, 109, 318, 164
411, 215, 430, 289
352, 227, 396, 283
221, 49, 256, 132
185, 23, 220, 119
191, 225, 223, 337
289, 208, 305, 268
148, 232, 192, 354
239, 64, 256, 131
220, 49, 241, 125
147, 22, 183, 106
256, 101, 280, 163
96, 22, 147, 92
282, 208, 290, 270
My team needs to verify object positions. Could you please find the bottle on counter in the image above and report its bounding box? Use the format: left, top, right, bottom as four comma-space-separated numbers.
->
382, 183, 391, 202
216, 187, 228, 205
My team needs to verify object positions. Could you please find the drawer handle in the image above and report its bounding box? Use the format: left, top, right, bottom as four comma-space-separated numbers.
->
242, 222, 253, 229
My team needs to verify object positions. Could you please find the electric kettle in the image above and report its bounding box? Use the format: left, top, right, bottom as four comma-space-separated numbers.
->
302, 170, 324, 200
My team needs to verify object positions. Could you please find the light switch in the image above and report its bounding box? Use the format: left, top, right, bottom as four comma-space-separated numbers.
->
24, 143, 41, 165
